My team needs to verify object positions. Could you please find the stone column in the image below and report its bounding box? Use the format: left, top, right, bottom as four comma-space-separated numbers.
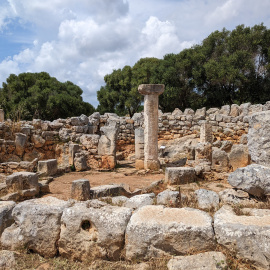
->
138, 84, 164, 170
0, 109, 4, 122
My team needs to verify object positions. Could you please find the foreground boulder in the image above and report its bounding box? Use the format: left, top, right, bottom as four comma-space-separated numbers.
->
228, 164, 270, 197
59, 201, 132, 261
214, 205, 270, 269
0, 201, 16, 235
125, 205, 215, 259
167, 251, 227, 270
1, 196, 71, 257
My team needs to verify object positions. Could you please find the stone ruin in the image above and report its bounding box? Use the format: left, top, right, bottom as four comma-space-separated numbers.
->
1, 85, 270, 269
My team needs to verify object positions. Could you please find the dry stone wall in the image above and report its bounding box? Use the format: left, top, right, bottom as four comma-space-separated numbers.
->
0, 101, 269, 173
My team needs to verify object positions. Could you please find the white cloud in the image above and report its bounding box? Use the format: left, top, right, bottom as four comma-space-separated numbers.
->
1, 0, 270, 108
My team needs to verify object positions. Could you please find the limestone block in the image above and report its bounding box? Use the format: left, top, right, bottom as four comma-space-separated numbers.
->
125, 205, 215, 259
124, 193, 155, 210
58, 128, 72, 142
228, 144, 250, 171
206, 108, 219, 115
165, 167, 196, 185
200, 121, 212, 143
194, 189, 219, 210
59, 202, 132, 261
74, 152, 87, 171
219, 189, 251, 205
5, 172, 39, 197
230, 104, 240, 117
69, 143, 80, 165
195, 142, 212, 165
184, 108, 195, 115
228, 164, 270, 197
220, 105, 230, 115
214, 205, 270, 269
80, 134, 100, 150
31, 134, 45, 148
249, 104, 263, 115
15, 133, 27, 156
100, 155, 116, 169
248, 111, 270, 166
212, 149, 229, 172
98, 126, 119, 156
91, 184, 129, 198
0, 201, 15, 235
195, 107, 206, 117
156, 189, 179, 206
71, 179, 91, 201
38, 159, 58, 176
135, 128, 144, 160
239, 102, 251, 116
167, 252, 227, 270
1, 197, 71, 257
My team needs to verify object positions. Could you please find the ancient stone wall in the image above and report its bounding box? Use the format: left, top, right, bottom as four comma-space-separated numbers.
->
0, 101, 269, 172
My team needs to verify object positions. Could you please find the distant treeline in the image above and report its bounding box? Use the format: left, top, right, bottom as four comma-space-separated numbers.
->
0, 72, 95, 121
1, 24, 270, 120
97, 24, 270, 117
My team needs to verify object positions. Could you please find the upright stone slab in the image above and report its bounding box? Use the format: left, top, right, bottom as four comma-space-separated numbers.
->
69, 144, 80, 166
200, 121, 212, 144
135, 128, 144, 170
71, 179, 91, 201
38, 159, 58, 176
138, 84, 164, 171
248, 111, 270, 166
0, 110, 4, 122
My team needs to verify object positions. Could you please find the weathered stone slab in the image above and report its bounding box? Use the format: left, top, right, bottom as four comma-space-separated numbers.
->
228, 164, 270, 197
125, 205, 215, 259
38, 159, 58, 176
228, 144, 250, 171
214, 205, 270, 269
124, 193, 155, 210
165, 167, 196, 185
167, 251, 227, 270
1, 196, 71, 257
91, 184, 130, 198
194, 189, 219, 210
59, 202, 132, 261
71, 179, 91, 201
248, 111, 270, 166
156, 189, 179, 206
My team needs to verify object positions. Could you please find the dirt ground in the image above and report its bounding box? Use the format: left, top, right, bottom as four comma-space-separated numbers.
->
46, 161, 164, 200
45, 160, 231, 201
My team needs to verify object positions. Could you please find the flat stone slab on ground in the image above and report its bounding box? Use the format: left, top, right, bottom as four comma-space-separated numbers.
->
125, 205, 215, 260
214, 205, 270, 269
165, 167, 196, 185
90, 184, 130, 198
124, 193, 155, 210
167, 251, 227, 270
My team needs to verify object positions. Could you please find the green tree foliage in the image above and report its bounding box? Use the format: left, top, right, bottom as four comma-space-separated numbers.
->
98, 23, 270, 115
0, 72, 95, 121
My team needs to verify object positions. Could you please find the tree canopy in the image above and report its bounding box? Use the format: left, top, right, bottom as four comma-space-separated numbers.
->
0, 72, 95, 121
97, 24, 270, 116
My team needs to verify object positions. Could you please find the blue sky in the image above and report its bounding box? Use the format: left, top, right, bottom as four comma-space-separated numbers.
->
1, 0, 270, 107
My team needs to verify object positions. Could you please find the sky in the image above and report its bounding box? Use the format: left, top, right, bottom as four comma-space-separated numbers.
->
1, 0, 270, 107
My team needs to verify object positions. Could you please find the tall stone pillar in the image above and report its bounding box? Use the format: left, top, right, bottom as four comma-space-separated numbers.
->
138, 84, 164, 170
200, 121, 212, 144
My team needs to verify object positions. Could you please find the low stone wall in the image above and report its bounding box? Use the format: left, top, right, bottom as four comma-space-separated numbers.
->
0, 101, 269, 171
